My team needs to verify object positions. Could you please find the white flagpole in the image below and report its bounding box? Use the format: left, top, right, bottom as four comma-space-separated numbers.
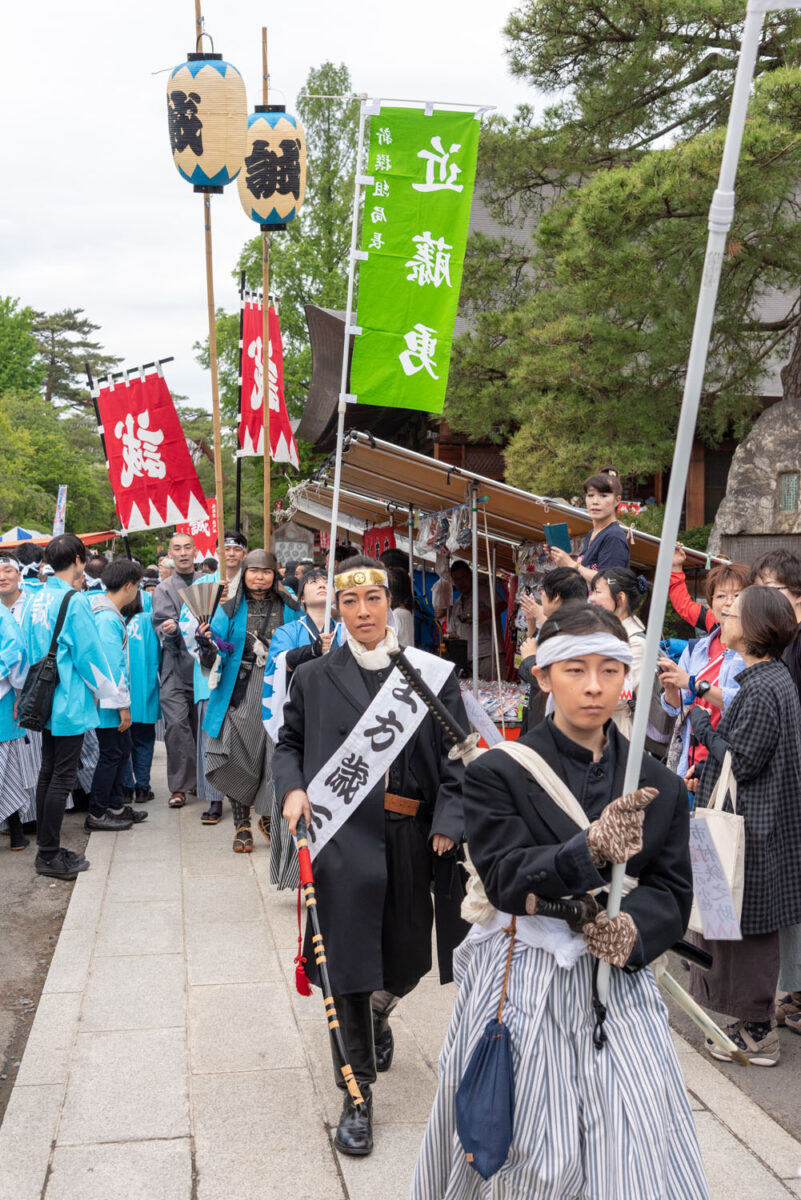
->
324, 96, 368, 630
598, 2, 767, 1005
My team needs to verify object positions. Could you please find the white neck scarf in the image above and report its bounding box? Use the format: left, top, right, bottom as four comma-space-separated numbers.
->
347, 624, 399, 671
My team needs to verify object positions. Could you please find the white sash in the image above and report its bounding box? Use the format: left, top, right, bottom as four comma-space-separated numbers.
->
306, 648, 453, 860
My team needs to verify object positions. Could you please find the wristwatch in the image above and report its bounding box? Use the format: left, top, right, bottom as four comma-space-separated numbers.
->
693, 678, 712, 699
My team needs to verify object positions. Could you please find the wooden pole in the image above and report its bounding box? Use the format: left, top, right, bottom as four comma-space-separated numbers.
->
194, 0, 226, 580
203, 195, 227, 582
262, 26, 272, 551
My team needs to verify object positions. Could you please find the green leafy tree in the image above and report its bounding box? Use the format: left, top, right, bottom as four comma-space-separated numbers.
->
32, 307, 120, 409
0, 298, 46, 397
447, 3, 801, 495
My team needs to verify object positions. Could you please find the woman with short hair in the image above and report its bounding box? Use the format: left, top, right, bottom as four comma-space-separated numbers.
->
688, 586, 801, 1066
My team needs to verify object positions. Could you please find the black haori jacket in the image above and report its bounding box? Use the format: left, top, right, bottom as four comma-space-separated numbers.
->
463, 720, 693, 970
272, 641, 468, 994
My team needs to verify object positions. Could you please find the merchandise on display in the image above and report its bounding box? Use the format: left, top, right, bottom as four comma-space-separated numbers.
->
459, 679, 527, 725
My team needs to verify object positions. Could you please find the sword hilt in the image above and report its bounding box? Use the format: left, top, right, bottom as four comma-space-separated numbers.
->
526, 892, 599, 932
388, 647, 468, 742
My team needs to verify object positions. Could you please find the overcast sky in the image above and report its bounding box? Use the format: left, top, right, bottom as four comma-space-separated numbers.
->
2, 1, 533, 405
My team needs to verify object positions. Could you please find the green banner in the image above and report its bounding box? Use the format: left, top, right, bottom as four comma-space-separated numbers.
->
350, 106, 480, 413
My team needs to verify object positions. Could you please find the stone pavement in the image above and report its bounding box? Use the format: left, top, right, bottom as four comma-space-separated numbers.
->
1, 746, 801, 1199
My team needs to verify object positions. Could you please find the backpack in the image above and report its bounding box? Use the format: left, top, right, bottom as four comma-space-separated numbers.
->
17, 590, 76, 732
413, 590, 442, 654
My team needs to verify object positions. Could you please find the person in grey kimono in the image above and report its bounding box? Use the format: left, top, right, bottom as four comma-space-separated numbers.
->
151, 533, 201, 807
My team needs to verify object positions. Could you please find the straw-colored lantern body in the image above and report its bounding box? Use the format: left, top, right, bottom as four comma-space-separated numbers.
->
237, 105, 306, 229
167, 53, 247, 192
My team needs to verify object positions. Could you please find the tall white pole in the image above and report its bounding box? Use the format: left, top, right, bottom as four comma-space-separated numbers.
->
471, 481, 479, 697
598, 4, 766, 1006
324, 98, 368, 629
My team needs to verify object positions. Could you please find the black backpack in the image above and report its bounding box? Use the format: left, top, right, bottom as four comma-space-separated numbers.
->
17, 590, 76, 732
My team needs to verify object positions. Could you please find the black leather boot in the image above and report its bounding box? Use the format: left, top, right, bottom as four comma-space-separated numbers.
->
334, 1087, 373, 1156
371, 990, 399, 1073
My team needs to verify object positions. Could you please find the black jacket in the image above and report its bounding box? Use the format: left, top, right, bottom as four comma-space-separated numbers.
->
273, 641, 468, 992
463, 719, 693, 969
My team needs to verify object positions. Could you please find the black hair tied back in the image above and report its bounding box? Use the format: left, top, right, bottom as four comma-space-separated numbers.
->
636, 574, 650, 595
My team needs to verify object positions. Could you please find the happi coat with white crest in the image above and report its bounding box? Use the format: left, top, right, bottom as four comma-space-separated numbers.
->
272, 638, 469, 995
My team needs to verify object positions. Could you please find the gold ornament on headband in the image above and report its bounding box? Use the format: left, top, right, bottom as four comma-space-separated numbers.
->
335, 568, 389, 592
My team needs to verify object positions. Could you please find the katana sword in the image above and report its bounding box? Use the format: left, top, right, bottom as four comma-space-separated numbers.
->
295, 817, 369, 1113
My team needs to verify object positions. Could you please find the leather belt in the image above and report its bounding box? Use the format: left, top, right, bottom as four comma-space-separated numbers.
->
384, 792, 420, 817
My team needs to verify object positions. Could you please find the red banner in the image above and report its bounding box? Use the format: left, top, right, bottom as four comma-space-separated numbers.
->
97, 370, 207, 533
177, 497, 217, 560
239, 297, 300, 467
363, 526, 397, 558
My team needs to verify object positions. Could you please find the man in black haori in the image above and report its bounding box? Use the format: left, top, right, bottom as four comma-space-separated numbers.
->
274, 555, 468, 1158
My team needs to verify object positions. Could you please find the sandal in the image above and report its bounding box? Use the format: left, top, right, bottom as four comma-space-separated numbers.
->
168, 792, 186, 808
775, 992, 801, 1026
257, 814, 271, 844
201, 802, 223, 825
233, 824, 253, 853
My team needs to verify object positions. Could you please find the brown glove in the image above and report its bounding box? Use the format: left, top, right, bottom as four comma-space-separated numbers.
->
583, 909, 638, 967
586, 787, 658, 868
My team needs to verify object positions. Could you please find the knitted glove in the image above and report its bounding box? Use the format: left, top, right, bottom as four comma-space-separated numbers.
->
586, 787, 658, 868
583, 909, 638, 967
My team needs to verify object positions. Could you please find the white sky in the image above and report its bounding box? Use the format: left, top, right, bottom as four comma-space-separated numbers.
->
1, 1, 533, 405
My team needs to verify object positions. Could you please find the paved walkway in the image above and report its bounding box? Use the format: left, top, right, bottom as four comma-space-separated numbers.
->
1, 745, 800, 1200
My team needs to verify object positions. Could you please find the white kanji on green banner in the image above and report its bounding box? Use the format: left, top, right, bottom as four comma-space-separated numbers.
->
350, 107, 480, 413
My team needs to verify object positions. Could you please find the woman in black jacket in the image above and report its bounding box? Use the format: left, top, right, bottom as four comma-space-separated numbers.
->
688, 585, 801, 1066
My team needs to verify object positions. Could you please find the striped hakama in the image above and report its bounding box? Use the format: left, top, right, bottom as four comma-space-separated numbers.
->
195, 699, 223, 806
0, 734, 39, 823
205, 666, 272, 815
411, 932, 709, 1200
75, 727, 99, 793
267, 760, 299, 890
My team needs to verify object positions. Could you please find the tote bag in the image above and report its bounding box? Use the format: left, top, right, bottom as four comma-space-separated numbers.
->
688, 751, 745, 934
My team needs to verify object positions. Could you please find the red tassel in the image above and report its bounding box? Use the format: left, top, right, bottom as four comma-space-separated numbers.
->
295, 958, 313, 996
294, 883, 313, 996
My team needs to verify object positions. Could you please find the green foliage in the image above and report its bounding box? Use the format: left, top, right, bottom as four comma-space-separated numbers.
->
680, 523, 714, 552
31, 308, 120, 409
0, 392, 117, 532
0, 298, 46, 397
446, 4, 801, 498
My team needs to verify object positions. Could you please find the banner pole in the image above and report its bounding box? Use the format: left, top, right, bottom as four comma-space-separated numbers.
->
236, 270, 245, 533
202, 194, 227, 582
597, 4, 766, 1007
86, 361, 131, 559
471, 481, 478, 698
262, 27, 272, 550
324, 96, 368, 630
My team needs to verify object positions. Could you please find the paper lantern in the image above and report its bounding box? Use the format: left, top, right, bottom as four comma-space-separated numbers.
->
237, 104, 306, 230
167, 53, 247, 192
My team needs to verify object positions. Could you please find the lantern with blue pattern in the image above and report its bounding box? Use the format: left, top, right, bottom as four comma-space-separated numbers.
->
237, 104, 306, 230
167, 51, 247, 192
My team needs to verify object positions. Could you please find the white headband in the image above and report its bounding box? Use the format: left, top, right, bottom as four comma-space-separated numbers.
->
0, 558, 21, 571
536, 632, 632, 669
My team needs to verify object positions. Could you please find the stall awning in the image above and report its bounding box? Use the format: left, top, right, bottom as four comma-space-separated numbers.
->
0, 530, 119, 549
282, 432, 722, 573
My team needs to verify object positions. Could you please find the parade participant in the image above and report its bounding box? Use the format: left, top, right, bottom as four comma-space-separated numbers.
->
223, 529, 248, 594
688, 587, 801, 1066
658, 557, 749, 789
151, 533, 201, 808
747, 551, 801, 1029
198, 550, 298, 852
83, 556, 106, 591
178, 572, 225, 825
275, 555, 468, 1158
263, 568, 339, 885
548, 466, 630, 581
589, 566, 650, 738
411, 602, 708, 1199
26, 534, 127, 879
0, 555, 40, 829
0, 554, 25, 613
121, 576, 162, 804
0, 604, 31, 851
86, 559, 145, 831
17, 543, 44, 593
